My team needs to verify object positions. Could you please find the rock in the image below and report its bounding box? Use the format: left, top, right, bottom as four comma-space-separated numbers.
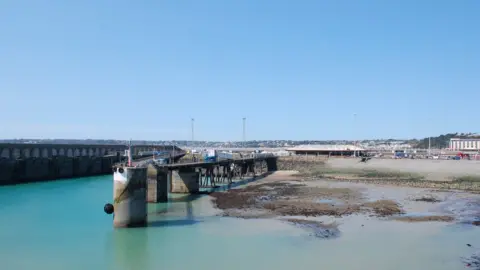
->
284, 218, 340, 239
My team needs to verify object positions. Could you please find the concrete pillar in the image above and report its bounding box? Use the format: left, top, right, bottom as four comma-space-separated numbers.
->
170, 167, 200, 193
241, 164, 248, 175
113, 166, 148, 228
146, 164, 169, 203
266, 158, 278, 172
214, 166, 219, 183
249, 163, 255, 176
205, 167, 214, 187
226, 165, 233, 183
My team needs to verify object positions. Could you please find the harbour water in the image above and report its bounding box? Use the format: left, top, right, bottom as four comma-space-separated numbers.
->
0, 175, 479, 270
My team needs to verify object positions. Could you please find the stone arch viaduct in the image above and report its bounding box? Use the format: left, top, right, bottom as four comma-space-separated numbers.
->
0, 143, 185, 185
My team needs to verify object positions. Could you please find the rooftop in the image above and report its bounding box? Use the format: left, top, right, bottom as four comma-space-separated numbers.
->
451, 137, 480, 140
286, 144, 365, 151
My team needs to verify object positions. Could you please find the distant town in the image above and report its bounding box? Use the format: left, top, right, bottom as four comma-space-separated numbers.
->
1, 132, 479, 150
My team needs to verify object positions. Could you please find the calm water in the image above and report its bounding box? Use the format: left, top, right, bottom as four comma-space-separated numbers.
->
0, 175, 479, 270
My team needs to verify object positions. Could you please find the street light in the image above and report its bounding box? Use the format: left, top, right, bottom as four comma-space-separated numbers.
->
353, 113, 357, 157
242, 117, 246, 147
172, 143, 175, 164
428, 136, 431, 156
191, 118, 195, 143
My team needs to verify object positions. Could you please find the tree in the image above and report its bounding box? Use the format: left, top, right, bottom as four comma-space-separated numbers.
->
414, 133, 458, 149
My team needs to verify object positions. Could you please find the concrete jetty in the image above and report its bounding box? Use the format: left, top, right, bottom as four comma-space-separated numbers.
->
108, 154, 279, 228
146, 164, 169, 203
113, 166, 148, 228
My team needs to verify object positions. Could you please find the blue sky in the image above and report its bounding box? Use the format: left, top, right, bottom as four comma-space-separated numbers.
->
1, 1, 479, 141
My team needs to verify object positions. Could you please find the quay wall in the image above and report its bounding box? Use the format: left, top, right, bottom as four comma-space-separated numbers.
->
0, 156, 122, 186
276, 156, 328, 171
0, 143, 183, 160
327, 158, 480, 181
0, 143, 185, 186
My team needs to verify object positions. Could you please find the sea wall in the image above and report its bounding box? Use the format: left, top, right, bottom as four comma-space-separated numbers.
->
276, 156, 327, 171
327, 158, 480, 181
276, 156, 480, 182
0, 156, 122, 186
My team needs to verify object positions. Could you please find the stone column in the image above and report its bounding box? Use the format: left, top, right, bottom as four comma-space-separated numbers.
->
147, 164, 169, 203
170, 167, 200, 193
113, 166, 148, 228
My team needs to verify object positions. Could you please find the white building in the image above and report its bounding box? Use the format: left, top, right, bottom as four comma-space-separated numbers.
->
286, 144, 366, 156
449, 138, 480, 151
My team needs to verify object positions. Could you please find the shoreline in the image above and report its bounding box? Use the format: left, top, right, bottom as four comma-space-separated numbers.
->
206, 170, 480, 267
277, 156, 480, 192
306, 175, 480, 193
208, 170, 480, 233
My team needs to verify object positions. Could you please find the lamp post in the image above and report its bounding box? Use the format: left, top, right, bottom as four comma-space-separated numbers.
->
172, 143, 175, 164
428, 137, 431, 156
353, 113, 357, 157
191, 118, 195, 143
242, 117, 246, 148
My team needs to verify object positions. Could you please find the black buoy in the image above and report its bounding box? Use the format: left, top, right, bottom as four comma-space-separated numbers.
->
118, 167, 124, 173
104, 203, 114, 215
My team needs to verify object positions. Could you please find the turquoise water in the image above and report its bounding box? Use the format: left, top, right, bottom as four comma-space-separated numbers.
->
0, 175, 479, 270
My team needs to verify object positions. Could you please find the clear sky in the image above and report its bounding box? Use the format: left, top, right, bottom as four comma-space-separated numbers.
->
1, 0, 479, 141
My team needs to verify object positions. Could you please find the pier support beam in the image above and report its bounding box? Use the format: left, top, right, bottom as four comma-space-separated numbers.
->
113, 166, 148, 228
266, 158, 278, 172
147, 164, 169, 203
241, 163, 248, 177
171, 167, 200, 193
249, 163, 256, 177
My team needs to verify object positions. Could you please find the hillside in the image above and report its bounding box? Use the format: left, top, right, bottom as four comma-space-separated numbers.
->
414, 133, 458, 149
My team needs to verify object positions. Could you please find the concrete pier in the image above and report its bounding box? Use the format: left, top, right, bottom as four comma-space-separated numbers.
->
170, 167, 200, 193
113, 166, 148, 228
147, 164, 169, 203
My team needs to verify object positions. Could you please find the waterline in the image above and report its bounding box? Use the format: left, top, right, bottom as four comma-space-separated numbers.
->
0, 175, 479, 270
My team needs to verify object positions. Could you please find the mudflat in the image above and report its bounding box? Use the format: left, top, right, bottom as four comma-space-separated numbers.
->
208, 167, 480, 268
209, 171, 469, 221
